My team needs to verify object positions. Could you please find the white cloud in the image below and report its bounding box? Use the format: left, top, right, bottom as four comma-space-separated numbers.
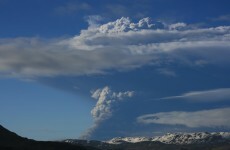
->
96, 17, 164, 33
168, 22, 187, 30
0, 17, 230, 78
81, 86, 134, 139
137, 107, 230, 128
160, 88, 230, 102
85, 15, 104, 28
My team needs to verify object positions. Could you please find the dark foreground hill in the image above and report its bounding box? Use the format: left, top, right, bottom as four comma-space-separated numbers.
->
1, 124, 230, 150
0, 125, 97, 150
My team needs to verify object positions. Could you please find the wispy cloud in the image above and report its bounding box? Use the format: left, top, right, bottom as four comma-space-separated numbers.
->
55, 2, 91, 15
156, 68, 177, 77
160, 88, 230, 102
106, 4, 128, 17
210, 14, 230, 22
81, 86, 134, 139
0, 17, 230, 78
84, 15, 104, 28
137, 107, 230, 128
104, 2, 148, 19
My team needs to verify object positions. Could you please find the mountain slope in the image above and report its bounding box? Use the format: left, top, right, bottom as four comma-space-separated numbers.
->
2, 125, 229, 150
0, 124, 97, 150
0, 124, 28, 146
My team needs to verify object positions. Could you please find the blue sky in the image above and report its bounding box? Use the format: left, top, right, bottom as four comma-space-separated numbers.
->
0, 0, 230, 140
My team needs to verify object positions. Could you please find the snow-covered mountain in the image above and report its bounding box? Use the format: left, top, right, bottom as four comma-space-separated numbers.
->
106, 132, 230, 145
63, 132, 230, 150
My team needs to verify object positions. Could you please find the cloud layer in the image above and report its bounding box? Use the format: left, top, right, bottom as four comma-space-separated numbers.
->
137, 107, 230, 128
0, 17, 230, 78
160, 88, 230, 102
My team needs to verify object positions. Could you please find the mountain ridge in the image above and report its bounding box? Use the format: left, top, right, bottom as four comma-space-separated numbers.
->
1, 124, 230, 150
64, 132, 230, 150
106, 132, 230, 145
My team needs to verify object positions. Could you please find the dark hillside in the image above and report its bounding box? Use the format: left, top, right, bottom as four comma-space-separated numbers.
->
0, 125, 97, 150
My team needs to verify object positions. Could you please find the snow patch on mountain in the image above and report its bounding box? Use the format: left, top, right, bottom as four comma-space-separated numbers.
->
106, 137, 151, 144
106, 132, 230, 145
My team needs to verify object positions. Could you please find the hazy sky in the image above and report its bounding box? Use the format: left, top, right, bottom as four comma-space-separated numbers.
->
0, 0, 230, 141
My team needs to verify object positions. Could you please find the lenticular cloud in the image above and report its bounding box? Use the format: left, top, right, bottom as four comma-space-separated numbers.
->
0, 17, 230, 78
137, 107, 230, 128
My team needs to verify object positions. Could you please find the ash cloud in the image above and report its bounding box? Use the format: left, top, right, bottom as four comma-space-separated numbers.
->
0, 17, 230, 79
80, 86, 134, 139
